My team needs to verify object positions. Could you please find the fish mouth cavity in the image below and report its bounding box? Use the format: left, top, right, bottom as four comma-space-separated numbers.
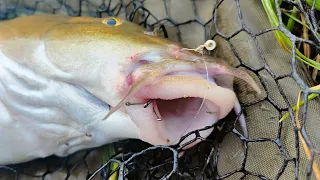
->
125, 70, 237, 146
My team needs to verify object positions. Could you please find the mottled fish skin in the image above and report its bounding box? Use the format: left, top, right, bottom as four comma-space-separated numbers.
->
0, 15, 260, 165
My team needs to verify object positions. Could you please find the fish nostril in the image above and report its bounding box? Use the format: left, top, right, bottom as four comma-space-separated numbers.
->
138, 60, 149, 64
124, 60, 151, 88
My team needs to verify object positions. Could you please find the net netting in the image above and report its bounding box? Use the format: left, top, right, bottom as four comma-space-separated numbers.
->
0, 0, 320, 179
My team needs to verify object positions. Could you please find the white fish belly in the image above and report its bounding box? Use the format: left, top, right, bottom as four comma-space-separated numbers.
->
0, 51, 113, 165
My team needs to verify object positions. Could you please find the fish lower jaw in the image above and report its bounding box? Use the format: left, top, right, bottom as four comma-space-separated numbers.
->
127, 75, 237, 148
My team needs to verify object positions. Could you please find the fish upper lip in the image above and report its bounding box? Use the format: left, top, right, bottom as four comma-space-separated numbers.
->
136, 74, 236, 120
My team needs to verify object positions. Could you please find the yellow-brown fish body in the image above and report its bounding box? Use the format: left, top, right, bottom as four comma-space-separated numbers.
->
0, 15, 260, 165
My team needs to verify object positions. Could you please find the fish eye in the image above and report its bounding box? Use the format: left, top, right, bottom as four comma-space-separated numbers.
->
102, 17, 122, 27
107, 18, 116, 25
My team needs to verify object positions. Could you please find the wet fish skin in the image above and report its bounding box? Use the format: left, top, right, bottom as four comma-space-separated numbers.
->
0, 15, 260, 165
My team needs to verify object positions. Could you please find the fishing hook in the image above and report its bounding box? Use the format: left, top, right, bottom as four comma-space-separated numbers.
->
125, 99, 162, 121
125, 99, 153, 108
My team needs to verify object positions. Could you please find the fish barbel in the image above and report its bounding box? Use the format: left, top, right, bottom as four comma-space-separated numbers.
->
0, 15, 260, 165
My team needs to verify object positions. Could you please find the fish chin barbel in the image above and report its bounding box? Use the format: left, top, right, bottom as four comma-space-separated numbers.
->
0, 15, 260, 165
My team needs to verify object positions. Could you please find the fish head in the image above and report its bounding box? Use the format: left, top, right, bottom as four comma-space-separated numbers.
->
43, 16, 261, 148
110, 57, 261, 148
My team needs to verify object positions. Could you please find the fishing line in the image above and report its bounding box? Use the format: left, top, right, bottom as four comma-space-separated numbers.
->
192, 58, 209, 120
166, 40, 216, 145
172, 57, 211, 145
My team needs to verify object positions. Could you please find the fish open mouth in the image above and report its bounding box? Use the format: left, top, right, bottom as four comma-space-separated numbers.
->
103, 57, 260, 147
129, 74, 237, 146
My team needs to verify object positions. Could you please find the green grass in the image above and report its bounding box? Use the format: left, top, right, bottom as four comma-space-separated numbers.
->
102, 145, 120, 180
306, 0, 320, 11
279, 93, 319, 122
261, 0, 320, 123
261, 0, 320, 70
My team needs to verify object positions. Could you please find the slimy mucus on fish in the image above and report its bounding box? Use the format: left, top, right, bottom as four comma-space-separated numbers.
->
0, 15, 261, 165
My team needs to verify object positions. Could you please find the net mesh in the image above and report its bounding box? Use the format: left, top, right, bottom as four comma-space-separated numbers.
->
0, 0, 320, 179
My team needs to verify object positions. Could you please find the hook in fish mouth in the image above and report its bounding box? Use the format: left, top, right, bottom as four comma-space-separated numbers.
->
126, 99, 162, 121
103, 56, 260, 147
106, 72, 237, 146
